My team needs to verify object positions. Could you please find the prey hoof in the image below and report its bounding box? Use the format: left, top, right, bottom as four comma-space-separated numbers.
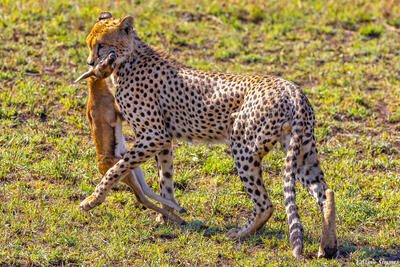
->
292, 246, 303, 258
226, 228, 240, 239
156, 213, 186, 225
178, 207, 187, 214
155, 214, 165, 224
318, 246, 338, 259
156, 214, 172, 225
80, 195, 101, 211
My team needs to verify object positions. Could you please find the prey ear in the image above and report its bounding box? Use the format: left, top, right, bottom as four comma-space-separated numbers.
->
98, 11, 112, 21
120, 16, 134, 34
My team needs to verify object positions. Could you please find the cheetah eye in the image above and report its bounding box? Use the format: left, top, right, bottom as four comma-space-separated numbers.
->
97, 44, 104, 57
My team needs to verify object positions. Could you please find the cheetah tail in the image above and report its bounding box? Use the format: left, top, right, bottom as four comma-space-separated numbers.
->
283, 115, 304, 258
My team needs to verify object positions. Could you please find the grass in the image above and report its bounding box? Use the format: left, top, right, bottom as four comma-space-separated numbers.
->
0, 0, 399, 265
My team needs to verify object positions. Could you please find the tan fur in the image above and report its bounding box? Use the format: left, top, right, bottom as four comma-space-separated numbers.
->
318, 189, 338, 258
86, 77, 121, 175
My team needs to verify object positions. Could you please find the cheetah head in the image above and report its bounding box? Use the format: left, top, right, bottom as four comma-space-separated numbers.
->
85, 11, 136, 74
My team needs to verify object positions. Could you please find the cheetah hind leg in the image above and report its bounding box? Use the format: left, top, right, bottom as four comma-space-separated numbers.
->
226, 154, 274, 239
318, 189, 338, 258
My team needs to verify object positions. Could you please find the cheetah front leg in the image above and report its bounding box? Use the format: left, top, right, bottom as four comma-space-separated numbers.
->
155, 145, 186, 223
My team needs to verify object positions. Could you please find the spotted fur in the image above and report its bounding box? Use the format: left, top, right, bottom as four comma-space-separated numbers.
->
79, 12, 338, 258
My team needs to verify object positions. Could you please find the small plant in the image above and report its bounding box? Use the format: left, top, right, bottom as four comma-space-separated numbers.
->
358, 25, 383, 38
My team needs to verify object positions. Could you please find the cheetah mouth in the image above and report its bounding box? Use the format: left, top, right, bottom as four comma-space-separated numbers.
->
74, 50, 117, 83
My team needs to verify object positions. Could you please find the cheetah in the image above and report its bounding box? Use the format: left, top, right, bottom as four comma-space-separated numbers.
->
78, 11, 338, 258
75, 52, 185, 224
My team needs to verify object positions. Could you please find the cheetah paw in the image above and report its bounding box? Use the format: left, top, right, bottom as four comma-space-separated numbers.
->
226, 228, 241, 239
80, 195, 101, 211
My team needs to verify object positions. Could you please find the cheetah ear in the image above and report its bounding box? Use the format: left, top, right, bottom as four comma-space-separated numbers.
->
120, 16, 134, 34
98, 11, 112, 21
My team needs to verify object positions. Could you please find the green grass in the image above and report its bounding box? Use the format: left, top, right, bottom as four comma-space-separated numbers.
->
1, 0, 399, 265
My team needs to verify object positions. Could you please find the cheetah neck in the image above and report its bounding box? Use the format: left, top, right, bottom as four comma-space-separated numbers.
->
112, 37, 254, 144
117, 35, 188, 70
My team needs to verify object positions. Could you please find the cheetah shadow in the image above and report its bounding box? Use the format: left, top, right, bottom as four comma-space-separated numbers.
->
180, 220, 285, 241
181, 220, 224, 237
179, 221, 400, 263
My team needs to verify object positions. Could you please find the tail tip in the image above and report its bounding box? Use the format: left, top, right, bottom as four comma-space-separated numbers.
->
178, 207, 187, 214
